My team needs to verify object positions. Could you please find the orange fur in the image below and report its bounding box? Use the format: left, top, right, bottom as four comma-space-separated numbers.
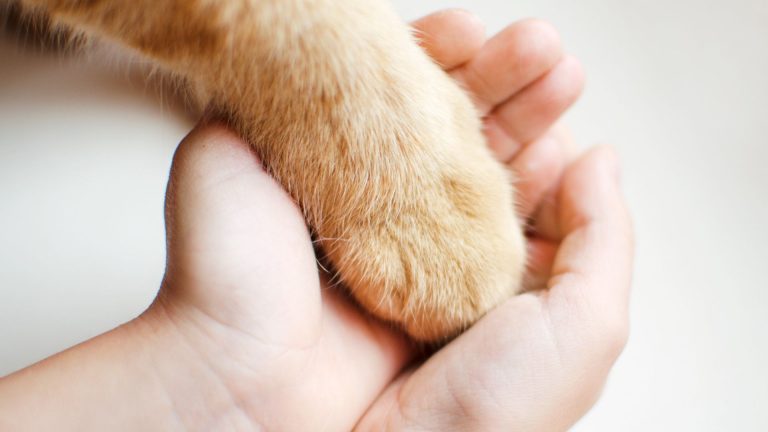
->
18, 0, 527, 342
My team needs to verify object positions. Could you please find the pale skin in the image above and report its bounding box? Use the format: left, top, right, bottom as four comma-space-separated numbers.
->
0, 9, 633, 432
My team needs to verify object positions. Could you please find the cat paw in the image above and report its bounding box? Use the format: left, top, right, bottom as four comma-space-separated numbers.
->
319, 83, 527, 342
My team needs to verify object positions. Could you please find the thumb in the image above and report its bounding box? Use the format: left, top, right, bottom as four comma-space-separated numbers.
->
161, 122, 322, 340
546, 145, 633, 367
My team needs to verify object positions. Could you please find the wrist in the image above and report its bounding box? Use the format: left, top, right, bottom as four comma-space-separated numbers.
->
132, 298, 258, 430
0, 297, 249, 431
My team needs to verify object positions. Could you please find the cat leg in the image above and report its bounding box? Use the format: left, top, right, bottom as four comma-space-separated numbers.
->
23, 0, 527, 341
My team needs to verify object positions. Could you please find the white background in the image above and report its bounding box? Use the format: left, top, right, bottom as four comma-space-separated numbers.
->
1, 0, 767, 430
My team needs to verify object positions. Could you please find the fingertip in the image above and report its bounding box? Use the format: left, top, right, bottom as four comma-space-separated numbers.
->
445, 8, 487, 39
167, 122, 256, 247
173, 121, 257, 175
562, 55, 586, 95
578, 145, 619, 186
591, 145, 633, 246
555, 55, 586, 112
594, 144, 621, 185
166, 122, 252, 219
412, 9, 486, 69
557, 146, 626, 234
506, 18, 563, 71
580, 145, 622, 194
167, 121, 277, 215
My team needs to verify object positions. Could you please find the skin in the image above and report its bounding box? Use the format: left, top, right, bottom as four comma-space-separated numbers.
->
0, 9, 632, 432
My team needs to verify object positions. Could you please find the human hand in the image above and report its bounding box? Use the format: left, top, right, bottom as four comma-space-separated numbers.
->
357, 143, 633, 430
355, 14, 632, 430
